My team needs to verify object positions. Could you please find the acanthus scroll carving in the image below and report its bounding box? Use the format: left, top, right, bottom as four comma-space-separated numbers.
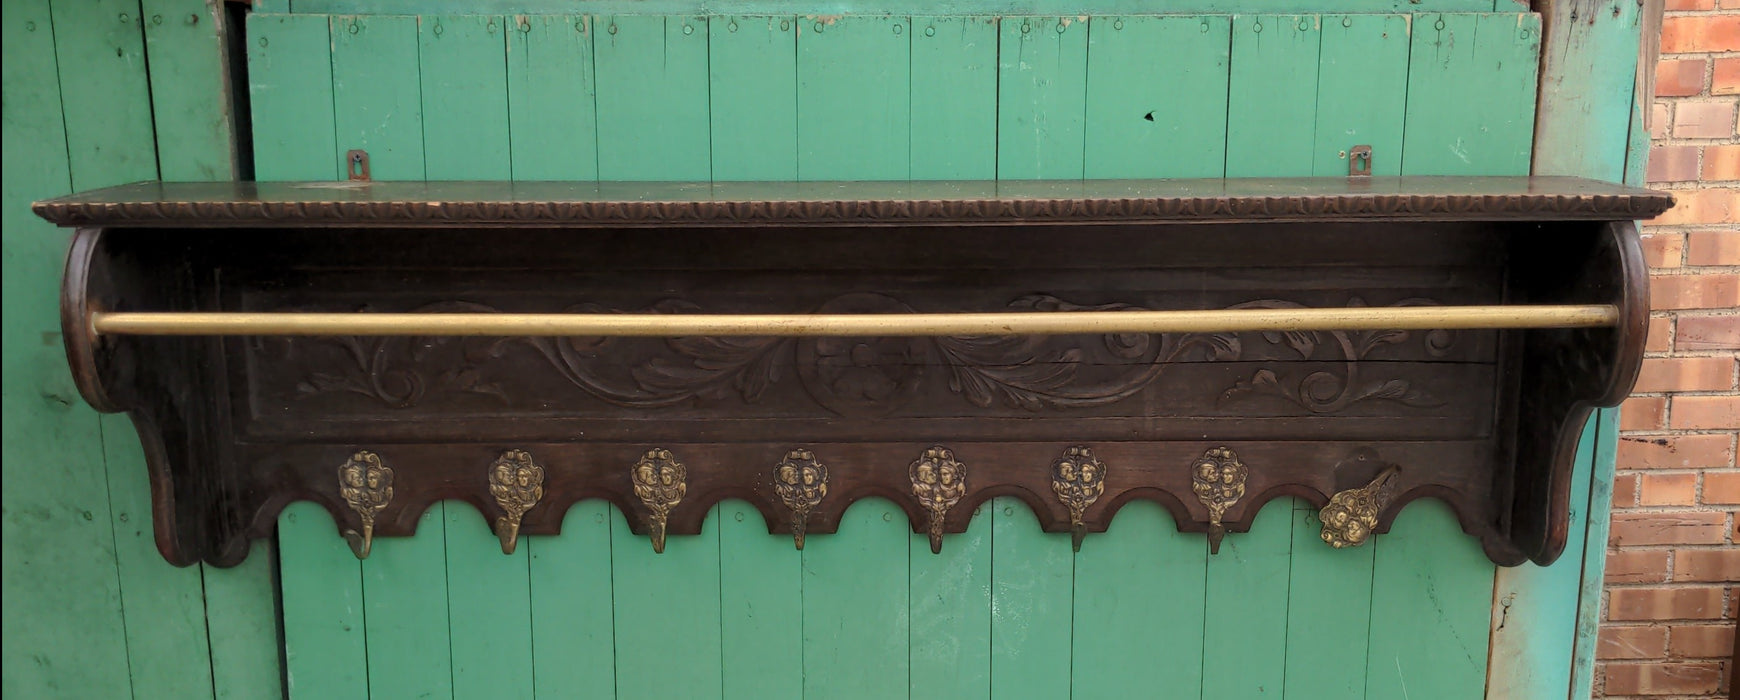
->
267, 294, 1458, 417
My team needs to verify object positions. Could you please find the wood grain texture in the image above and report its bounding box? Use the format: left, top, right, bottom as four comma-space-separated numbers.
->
506, 15, 599, 181
527, 501, 617, 698
1227, 15, 1319, 177
594, 16, 711, 180
910, 17, 997, 180
797, 16, 911, 180
710, 16, 799, 181
997, 17, 1088, 179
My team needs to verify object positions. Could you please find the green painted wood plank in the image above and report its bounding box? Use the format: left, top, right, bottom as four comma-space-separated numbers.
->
203, 543, 284, 700
910, 17, 997, 179
528, 501, 617, 699
331, 14, 425, 180
594, 15, 711, 180
363, 505, 454, 700
141, 0, 237, 181
1313, 14, 1410, 176
420, 15, 512, 180
1202, 498, 1294, 698
797, 16, 911, 180
719, 500, 802, 700
997, 16, 1087, 179
1364, 500, 1492, 700
709, 15, 798, 180
0, 5, 134, 696
50, 0, 158, 190
610, 502, 723, 698
910, 502, 992, 700
1283, 500, 1375, 699
1571, 408, 1620, 700
248, 14, 341, 181
1489, 418, 1597, 699
292, 0, 1499, 17
1071, 500, 1205, 698
803, 498, 910, 698
446, 503, 533, 699
1084, 15, 1231, 178
1401, 13, 1541, 175
1226, 14, 1320, 177
988, 497, 1072, 699
278, 503, 368, 700
507, 14, 599, 181
1532, 0, 1641, 181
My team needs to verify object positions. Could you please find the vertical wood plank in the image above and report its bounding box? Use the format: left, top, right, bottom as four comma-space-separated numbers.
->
1202, 498, 1295, 698
797, 16, 911, 180
1401, 12, 1541, 175
710, 15, 798, 181
141, 0, 237, 181
364, 506, 454, 700
910, 16, 997, 179
279, 504, 368, 700
528, 501, 617, 699
803, 498, 910, 698
51, 0, 158, 189
0, 4, 134, 695
331, 14, 425, 180
910, 502, 992, 700
1313, 14, 1411, 176
203, 544, 283, 700
594, 15, 711, 180
997, 16, 1088, 179
446, 504, 533, 699
1365, 500, 1492, 700
507, 14, 599, 181
1071, 501, 1206, 698
248, 13, 340, 181
989, 497, 1073, 699
1226, 14, 1321, 176
719, 500, 803, 700
1085, 15, 1232, 178
1284, 501, 1375, 699
1532, 0, 1641, 181
1571, 408, 1622, 699
610, 503, 724, 698
419, 14, 512, 180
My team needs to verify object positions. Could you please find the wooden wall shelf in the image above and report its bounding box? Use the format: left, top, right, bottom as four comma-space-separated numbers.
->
36, 177, 1669, 567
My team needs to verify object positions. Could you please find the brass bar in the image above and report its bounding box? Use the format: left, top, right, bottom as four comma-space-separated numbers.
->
89, 304, 1620, 338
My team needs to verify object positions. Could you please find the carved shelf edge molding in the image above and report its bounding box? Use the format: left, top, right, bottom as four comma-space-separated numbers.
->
35, 177, 1672, 227
40, 177, 1660, 569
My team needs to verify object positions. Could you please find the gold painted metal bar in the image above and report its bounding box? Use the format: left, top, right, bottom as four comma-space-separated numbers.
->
89, 304, 1620, 338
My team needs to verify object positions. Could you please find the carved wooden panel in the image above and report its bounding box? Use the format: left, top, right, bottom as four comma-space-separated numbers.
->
37, 177, 1666, 567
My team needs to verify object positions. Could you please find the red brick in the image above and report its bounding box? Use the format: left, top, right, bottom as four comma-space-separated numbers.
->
1600, 625, 1669, 659
1705, 144, 1740, 181
1652, 102, 1673, 140
1642, 232, 1687, 267
1672, 395, 1740, 430
1703, 472, 1740, 504
1669, 624, 1737, 658
1716, 57, 1740, 96
1646, 316, 1673, 353
1678, 315, 1739, 351
1666, 0, 1715, 9
1612, 512, 1729, 545
1723, 0, 1740, 9
1618, 434, 1736, 470
1660, 15, 1740, 54
1640, 472, 1700, 505
1606, 549, 1670, 583
1603, 661, 1725, 695
1634, 356, 1735, 393
1650, 274, 1740, 310
1623, 396, 1670, 431
1609, 586, 1726, 620
1615, 471, 1642, 506
1671, 100, 1738, 139
1672, 548, 1740, 581
1650, 188, 1740, 226
1658, 58, 1709, 98
1687, 232, 1740, 266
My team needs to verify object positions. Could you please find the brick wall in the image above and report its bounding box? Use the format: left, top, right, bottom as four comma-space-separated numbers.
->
1597, 2, 1740, 697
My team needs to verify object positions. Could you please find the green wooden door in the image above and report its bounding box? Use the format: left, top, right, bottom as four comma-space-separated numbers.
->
245, 10, 1540, 699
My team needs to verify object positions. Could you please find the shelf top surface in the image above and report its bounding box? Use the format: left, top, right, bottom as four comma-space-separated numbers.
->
34, 176, 1672, 227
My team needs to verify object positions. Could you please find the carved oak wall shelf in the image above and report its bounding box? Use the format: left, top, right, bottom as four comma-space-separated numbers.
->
35, 177, 1669, 568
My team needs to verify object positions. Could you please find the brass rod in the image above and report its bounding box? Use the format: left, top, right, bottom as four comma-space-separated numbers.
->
90, 304, 1620, 337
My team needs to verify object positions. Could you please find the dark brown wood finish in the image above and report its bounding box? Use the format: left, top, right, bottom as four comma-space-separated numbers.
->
39, 178, 1667, 567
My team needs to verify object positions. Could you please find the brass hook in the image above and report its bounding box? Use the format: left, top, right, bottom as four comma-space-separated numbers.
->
1191, 446, 1248, 554
774, 449, 828, 550
1320, 465, 1401, 549
338, 450, 393, 560
910, 446, 965, 554
1050, 446, 1106, 552
488, 450, 545, 555
631, 449, 686, 553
